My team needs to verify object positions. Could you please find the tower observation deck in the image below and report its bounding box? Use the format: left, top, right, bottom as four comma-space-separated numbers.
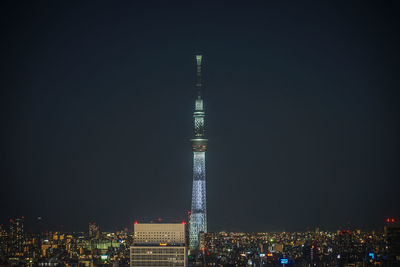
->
189, 55, 208, 250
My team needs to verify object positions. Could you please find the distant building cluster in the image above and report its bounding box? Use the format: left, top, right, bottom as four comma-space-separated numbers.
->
0, 218, 131, 266
197, 221, 400, 267
0, 217, 399, 266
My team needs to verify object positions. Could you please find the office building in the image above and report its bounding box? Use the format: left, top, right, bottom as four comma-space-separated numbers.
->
9, 217, 24, 256
130, 222, 187, 267
89, 222, 100, 239
385, 218, 400, 267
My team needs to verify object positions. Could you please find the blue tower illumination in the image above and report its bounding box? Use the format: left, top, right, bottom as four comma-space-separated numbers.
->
189, 55, 208, 250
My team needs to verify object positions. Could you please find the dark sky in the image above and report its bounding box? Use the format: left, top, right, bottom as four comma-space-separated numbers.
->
1, 1, 399, 233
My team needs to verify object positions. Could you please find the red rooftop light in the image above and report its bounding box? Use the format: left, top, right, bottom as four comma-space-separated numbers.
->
134, 221, 138, 225
391, 218, 395, 223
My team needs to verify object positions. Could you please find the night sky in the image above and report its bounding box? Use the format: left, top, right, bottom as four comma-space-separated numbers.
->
1, 1, 399, 233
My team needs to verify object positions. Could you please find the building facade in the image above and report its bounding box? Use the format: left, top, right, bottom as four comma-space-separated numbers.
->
88, 222, 100, 239
189, 55, 208, 250
130, 246, 187, 267
133, 223, 185, 244
130, 223, 187, 267
9, 217, 24, 256
385, 219, 400, 267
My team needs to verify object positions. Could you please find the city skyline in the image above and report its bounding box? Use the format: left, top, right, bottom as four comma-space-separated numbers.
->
2, 216, 397, 266
1, 1, 400, 233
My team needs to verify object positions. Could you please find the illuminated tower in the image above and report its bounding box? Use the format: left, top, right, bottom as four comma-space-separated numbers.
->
189, 55, 208, 250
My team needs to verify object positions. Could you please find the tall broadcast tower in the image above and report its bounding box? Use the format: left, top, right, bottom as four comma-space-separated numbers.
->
189, 55, 208, 250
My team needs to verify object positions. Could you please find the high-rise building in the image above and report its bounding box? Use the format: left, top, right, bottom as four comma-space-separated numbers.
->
9, 217, 24, 255
0, 224, 7, 256
133, 223, 186, 244
385, 218, 400, 267
130, 222, 187, 267
189, 55, 208, 250
89, 222, 100, 239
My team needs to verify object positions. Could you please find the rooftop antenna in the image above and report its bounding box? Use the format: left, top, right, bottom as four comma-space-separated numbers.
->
196, 55, 202, 98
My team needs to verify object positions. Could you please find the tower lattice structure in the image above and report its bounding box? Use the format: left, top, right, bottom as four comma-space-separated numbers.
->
189, 55, 208, 250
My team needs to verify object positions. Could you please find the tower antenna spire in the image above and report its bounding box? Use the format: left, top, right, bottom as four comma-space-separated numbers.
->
196, 55, 202, 98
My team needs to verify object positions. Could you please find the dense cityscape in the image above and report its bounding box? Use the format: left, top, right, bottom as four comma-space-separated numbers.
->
3, 2, 400, 266
0, 216, 399, 266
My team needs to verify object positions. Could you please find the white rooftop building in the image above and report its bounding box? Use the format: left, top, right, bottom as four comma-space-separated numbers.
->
130, 223, 187, 267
